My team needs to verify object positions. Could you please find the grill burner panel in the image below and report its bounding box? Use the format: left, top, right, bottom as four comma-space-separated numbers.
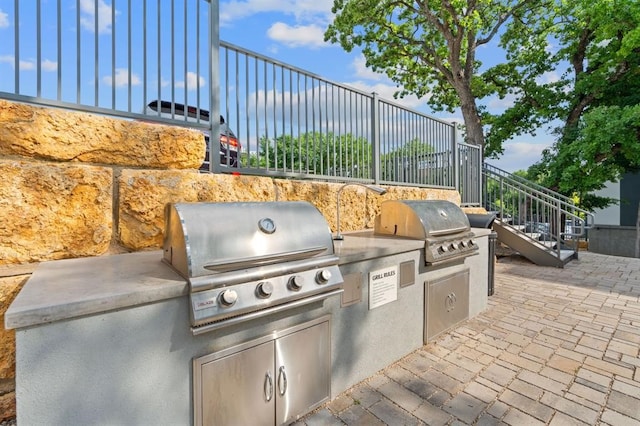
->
374, 200, 478, 265
190, 264, 343, 328
163, 201, 344, 333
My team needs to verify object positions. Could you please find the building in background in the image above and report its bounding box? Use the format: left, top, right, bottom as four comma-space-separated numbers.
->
589, 173, 640, 258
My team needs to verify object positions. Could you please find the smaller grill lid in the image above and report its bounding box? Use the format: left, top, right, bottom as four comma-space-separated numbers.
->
374, 200, 470, 239
163, 201, 335, 279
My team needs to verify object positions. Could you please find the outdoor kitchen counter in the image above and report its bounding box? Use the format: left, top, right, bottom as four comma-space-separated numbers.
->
333, 230, 425, 264
4, 250, 186, 330
5, 231, 430, 331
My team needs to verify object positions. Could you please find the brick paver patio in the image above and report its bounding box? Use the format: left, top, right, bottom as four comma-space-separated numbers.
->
297, 251, 640, 425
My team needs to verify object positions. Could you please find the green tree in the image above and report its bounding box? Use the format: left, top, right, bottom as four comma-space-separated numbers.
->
246, 132, 373, 178
325, 0, 544, 150
487, 0, 640, 210
380, 139, 437, 183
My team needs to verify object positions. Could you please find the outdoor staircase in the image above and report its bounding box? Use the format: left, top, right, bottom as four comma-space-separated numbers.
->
482, 164, 594, 268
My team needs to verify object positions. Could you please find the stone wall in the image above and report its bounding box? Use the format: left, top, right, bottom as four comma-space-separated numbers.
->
0, 99, 466, 420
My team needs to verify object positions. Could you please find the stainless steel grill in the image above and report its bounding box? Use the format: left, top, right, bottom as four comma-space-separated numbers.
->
374, 200, 478, 265
163, 201, 344, 334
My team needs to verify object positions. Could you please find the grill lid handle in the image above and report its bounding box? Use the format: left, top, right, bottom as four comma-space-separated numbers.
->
203, 246, 328, 272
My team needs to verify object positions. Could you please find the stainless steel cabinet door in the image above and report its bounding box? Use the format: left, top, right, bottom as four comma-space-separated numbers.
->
199, 341, 275, 426
275, 321, 330, 425
425, 269, 469, 342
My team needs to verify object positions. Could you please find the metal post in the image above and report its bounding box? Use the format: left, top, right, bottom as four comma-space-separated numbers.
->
209, 0, 220, 173
453, 123, 459, 194
371, 92, 381, 184
556, 198, 562, 258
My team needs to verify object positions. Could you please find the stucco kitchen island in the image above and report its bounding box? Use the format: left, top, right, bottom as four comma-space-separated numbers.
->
6, 228, 490, 425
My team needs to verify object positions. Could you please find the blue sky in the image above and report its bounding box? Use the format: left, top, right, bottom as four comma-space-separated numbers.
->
217, 0, 555, 173
0, 0, 553, 173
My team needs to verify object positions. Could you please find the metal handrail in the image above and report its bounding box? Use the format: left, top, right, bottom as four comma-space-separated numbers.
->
484, 163, 574, 205
483, 165, 594, 259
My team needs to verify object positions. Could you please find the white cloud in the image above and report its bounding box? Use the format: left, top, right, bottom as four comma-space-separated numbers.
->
351, 55, 386, 81
345, 80, 428, 110
176, 72, 206, 90
102, 68, 141, 87
19, 60, 35, 71
0, 55, 58, 72
220, 0, 333, 26
79, 0, 118, 34
266, 22, 328, 48
41, 60, 58, 72
0, 9, 9, 28
487, 93, 516, 110
0, 55, 13, 66
538, 70, 560, 85
490, 141, 550, 173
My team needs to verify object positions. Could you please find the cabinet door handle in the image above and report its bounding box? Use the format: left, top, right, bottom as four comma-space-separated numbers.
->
264, 371, 273, 402
277, 366, 287, 396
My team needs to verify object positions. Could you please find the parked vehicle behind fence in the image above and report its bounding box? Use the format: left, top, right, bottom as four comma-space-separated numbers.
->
144, 100, 240, 170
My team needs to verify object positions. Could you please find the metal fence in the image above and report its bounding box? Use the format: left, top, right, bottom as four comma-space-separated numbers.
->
0, 0, 482, 203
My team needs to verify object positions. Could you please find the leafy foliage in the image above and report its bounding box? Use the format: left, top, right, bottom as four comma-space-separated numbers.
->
243, 132, 373, 178
325, 0, 545, 148
487, 0, 640, 209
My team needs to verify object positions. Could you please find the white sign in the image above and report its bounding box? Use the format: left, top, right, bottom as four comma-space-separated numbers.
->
369, 265, 398, 309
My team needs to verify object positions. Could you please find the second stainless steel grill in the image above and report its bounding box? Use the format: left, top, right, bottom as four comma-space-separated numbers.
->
374, 200, 478, 265
163, 201, 344, 334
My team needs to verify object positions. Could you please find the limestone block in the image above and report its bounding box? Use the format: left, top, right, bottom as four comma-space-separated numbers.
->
272, 180, 337, 227
0, 390, 15, 422
0, 160, 112, 264
273, 180, 461, 233
118, 170, 277, 250
0, 275, 27, 379
0, 99, 204, 169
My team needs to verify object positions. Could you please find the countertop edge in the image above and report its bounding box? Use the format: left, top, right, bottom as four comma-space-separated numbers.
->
5, 250, 188, 330
6, 230, 491, 330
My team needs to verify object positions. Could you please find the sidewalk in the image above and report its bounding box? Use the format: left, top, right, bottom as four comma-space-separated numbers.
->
297, 252, 640, 425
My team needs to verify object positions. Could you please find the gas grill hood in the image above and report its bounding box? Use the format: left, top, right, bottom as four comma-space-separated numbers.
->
163, 201, 337, 281
374, 200, 478, 265
163, 201, 343, 333
374, 200, 470, 239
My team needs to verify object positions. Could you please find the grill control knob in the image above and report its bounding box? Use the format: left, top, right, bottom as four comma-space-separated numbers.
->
316, 269, 332, 284
288, 275, 305, 291
438, 245, 449, 254
219, 289, 238, 307
449, 243, 458, 251
460, 240, 467, 248
257, 281, 273, 298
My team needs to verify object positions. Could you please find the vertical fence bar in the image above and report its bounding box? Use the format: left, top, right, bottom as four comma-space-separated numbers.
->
14, 0, 19, 93
209, 0, 220, 173
453, 124, 459, 193
156, 0, 161, 116
142, 0, 147, 112
94, 0, 99, 106
196, 0, 201, 119
36, 0, 41, 97
183, 0, 187, 108
57, 0, 62, 100
371, 92, 380, 183
111, 0, 116, 109
128, 0, 132, 112
170, 0, 175, 114
76, 0, 80, 103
